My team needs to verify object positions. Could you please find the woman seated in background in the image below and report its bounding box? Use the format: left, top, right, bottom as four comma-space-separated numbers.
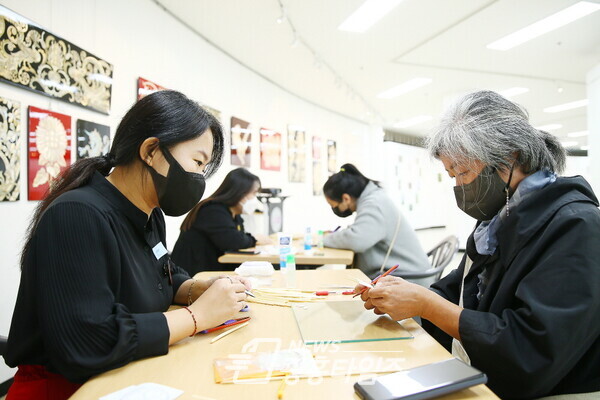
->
172, 167, 269, 275
322, 163, 432, 285
357, 91, 600, 399
5, 91, 251, 400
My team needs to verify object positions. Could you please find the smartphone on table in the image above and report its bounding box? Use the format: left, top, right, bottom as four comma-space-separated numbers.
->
354, 358, 487, 400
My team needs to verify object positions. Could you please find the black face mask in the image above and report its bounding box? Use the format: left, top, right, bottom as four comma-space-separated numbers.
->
146, 146, 206, 216
332, 204, 353, 218
454, 165, 514, 221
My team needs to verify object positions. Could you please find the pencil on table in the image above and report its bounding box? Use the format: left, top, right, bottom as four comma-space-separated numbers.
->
210, 321, 249, 344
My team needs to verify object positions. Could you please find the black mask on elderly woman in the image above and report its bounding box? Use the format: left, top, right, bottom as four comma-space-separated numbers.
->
146, 146, 206, 216
454, 165, 512, 221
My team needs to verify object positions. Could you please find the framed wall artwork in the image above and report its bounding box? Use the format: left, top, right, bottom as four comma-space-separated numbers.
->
288, 125, 306, 183
0, 96, 21, 201
28, 106, 71, 201
202, 104, 222, 123
312, 136, 324, 196
76, 119, 110, 159
327, 139, 337, 175
137, 77, 167, 100
259, 127, 281, 171
0, 5, 113, 114
230, 116, 251, 167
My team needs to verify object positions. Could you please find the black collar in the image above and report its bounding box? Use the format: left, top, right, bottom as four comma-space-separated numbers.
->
89, 171, 151, 237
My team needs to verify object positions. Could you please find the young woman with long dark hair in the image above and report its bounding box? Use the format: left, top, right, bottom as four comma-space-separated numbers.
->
172, 167, 269, 275
5, 90, 250, 400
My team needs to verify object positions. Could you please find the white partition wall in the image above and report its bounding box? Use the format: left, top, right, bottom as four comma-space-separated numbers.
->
382, 142, 474, 247
587, 64, 600, 194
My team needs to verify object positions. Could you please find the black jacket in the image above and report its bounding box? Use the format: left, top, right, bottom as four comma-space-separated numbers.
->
171, 202, 256, 275
423, 176, 600, 399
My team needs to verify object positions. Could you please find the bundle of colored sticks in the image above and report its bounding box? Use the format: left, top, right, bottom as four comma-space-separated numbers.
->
247, 288, 326, 307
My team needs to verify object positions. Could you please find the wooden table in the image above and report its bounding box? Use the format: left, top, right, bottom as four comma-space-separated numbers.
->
70, 270, 498, 400
218, 246, 354, 266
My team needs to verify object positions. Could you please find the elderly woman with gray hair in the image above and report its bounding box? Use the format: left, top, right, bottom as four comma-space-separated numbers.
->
356, 91, 600, 399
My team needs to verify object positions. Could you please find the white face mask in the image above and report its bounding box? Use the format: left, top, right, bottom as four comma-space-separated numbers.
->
241, 196, 263, 215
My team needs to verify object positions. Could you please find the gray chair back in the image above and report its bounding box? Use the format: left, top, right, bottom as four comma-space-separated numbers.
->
396, 235, 460, 282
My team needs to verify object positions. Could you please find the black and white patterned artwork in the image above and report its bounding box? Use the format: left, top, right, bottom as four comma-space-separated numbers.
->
0, 95, 21, 201
76, 119, 110, 159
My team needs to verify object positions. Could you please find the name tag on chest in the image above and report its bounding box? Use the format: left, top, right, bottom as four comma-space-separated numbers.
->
152, 242, 168, 260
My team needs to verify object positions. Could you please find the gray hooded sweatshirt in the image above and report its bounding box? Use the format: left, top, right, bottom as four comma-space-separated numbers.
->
323, 182, 433, 287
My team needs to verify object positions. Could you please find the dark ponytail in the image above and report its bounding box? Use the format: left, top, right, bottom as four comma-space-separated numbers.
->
322, 163, 380, 202
21, 90, 224, 269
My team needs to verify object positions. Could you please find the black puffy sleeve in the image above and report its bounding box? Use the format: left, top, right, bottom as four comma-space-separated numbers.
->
34, 202, 169, 382
421, 254, 465, 351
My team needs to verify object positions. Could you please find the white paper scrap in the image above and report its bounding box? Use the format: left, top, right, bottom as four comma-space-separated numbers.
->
99, 383, 184, 400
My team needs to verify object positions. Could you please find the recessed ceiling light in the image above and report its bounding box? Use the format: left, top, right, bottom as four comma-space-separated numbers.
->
560, 141, 579, 148
394, 115, 433, 129
338, 0, 404, 33
535, 124, 562, 131
487, 1, 600, 51
567, 130, 589, 138
543, 99, 588, 113
498, 87, 529, 98
377, 78, 432, 99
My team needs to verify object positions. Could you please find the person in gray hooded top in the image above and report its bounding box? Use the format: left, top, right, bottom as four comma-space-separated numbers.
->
322, 163, 432, 286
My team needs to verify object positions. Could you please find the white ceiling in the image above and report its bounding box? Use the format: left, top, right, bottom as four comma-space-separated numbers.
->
156, 0, 600, 149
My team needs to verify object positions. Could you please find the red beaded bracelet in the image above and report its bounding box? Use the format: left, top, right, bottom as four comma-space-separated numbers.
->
182, 306, 197, 337
187, 279, 198, 306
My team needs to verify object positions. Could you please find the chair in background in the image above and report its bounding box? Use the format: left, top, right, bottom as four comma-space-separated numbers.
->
397, 235, 459, 283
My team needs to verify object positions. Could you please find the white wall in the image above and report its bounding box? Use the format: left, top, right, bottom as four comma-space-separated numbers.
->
0, 0, 379, 382
564, 156, 591, 180
587, 64, 600, 194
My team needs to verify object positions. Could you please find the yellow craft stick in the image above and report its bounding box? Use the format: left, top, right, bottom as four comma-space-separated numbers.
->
210, 321, 249, 344
248, 299, 290, 307
277, 374, 289, 399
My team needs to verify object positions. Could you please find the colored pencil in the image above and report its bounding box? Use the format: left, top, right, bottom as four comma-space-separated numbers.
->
210, 321, 250, 344
353, 265, 399, 298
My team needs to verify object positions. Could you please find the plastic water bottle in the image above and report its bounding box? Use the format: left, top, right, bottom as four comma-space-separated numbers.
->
304, 227, 312, 252
285, 254, 297, 288
278, 233, 291, 269
317, 230, 324, 251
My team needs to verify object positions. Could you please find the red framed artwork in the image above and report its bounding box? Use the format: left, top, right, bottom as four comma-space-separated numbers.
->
28, 106, 71, 201
260, 127, 281, 171
137, 77, 167, 100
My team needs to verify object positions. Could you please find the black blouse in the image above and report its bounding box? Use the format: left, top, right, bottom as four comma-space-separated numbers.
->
171, 202, 256, 275
5, 172, 190, 383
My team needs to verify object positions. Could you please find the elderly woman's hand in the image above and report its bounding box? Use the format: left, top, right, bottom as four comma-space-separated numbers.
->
364, 276, 430, 321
